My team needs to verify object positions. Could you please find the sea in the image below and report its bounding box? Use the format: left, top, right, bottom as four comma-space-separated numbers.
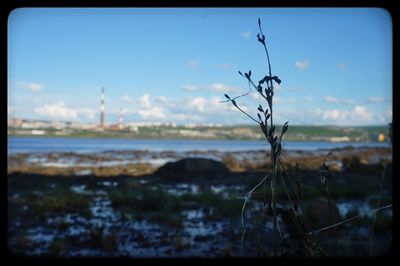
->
7, 136, 389, 155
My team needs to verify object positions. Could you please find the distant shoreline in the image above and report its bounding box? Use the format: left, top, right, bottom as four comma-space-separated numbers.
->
8, 124, 389, 143
7, 134, 388, 143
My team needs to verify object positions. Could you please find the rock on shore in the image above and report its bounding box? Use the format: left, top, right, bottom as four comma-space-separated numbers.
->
154, 157, 230, 179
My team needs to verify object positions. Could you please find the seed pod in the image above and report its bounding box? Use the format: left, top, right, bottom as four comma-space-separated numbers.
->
273, 76, 281, 85
224, 94, 231, 100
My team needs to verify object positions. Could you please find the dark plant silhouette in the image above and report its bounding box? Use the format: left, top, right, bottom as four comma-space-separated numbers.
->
222, 18, 317, 257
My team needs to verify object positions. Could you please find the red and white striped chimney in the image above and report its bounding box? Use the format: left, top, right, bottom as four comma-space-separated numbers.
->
100, 87, 105, 128
119, 108, 124, 129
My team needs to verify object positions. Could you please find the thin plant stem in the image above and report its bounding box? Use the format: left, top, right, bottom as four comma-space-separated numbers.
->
308, 204, 393, 236
240, 173, 272, 255
369, 162, 387, 256
258, 21, 272, 78
278, 163, 292, 204
232, 102, 260, 124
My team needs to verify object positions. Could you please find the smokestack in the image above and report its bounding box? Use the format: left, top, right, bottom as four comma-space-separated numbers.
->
119, 108, 124, 130
100, 87, 105, 128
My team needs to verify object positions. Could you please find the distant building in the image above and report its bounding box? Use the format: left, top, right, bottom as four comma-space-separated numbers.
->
330, 136, 351, 142
31, 130, 45, 135
7, 118, 23, 127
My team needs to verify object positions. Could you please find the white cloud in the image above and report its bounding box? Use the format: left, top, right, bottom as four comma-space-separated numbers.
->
367, 96, 385, 103
182, 83, 242, 94
321, 109, 341, 121
155, 96, 168, 103
324, 96, 339, 103
185, 96, 241, 116
274, 96, 283, 104
323, 96, 356, 105
287, 98, 298, 103
139, 94, 151, 108
138, 106, 166, 120
79, 108, 96, 119
34, 102, 95, 119
167, 113, 196, 122
122, 95, 132, 103
210, 83, 230, 92
186, 60, 200, 69
337, 62, 347, 70
124, 95, 212, 122
35, 102, 76, 118
353, 106, 374, 121
342, 99, 356, 105
241, 31, 251, 39
294, 60, 310, 70
182, 85, 199, 92
18, 81, 44, 92
124, 94, 167, 120
305, 96, 313, 102
188, 97, 207, 112
28, 83, 43, 92
316, 105, 373, 124
250, 92, 283, 105
385, 109, 393, 122
273, 83, 281, 91
251, 92, 262, 101
210, 83, 242, 94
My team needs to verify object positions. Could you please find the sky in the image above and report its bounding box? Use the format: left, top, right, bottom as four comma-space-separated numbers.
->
7, 8, 392, 126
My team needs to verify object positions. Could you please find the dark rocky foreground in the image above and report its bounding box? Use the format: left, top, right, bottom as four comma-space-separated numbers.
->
7, 147, 393, 258
154, 158, 231, 180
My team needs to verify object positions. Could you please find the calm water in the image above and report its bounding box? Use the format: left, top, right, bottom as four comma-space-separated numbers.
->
7, 136, 389, 155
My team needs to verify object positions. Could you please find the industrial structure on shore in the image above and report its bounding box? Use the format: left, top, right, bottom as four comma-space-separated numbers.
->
100, 87, 105, 128
98, 87, 125, 131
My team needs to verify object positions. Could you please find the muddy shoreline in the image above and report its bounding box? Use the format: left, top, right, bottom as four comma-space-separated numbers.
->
7, 146, 392, 176
8, 146, 393, 257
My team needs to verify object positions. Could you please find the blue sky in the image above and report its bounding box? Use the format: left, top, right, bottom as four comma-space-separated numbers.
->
8, 8, 392, 126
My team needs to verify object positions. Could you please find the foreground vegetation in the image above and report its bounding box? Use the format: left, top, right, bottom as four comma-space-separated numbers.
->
7, 146, 392, 257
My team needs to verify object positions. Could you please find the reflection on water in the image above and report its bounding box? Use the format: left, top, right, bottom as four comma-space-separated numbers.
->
337, 199, 393, 218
